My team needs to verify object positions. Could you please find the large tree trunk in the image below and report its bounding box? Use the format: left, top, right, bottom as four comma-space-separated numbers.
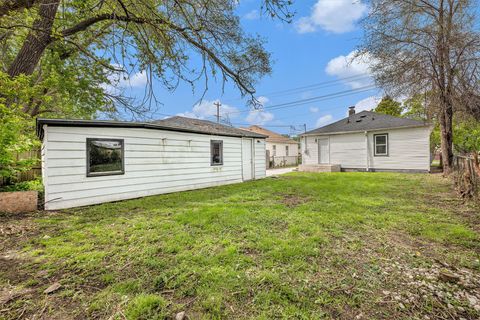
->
439, 100, 454, 175
7, 0, 60, 77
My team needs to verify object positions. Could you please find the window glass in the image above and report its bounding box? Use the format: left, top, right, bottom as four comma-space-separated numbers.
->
374, 134, 388, 156
211, 140, 223, 165
273, 145, 276, 156
87, 139, 124, 176
286, 145, 289, 156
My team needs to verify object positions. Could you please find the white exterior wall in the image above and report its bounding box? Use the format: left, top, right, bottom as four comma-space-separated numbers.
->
266, 142, 299, 157
254, 139, 267, 178
42, 126, 265, 210
301, 136, 319, 165
301, 126, 431, 171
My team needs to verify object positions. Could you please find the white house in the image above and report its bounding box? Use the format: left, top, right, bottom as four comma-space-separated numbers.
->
36, 116, 267, 210
241, 125, 299, 167
300, 107, 432, 173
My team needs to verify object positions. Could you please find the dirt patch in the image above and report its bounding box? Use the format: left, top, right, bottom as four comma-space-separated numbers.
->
278, 194, 310, 208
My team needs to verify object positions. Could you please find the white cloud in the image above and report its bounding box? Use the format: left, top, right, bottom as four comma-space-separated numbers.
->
245, 110, 275, 125
316, 114, 333, 128
295, 0, 367, 34
124, 71, 148, 87
177, 100, 239, 120
325, 50, 375, 89
354, 96, 382, 113
309, 107, 319, 113
105, 68, 148, 90
244, 9, 260, 20
257, 96, 269, 106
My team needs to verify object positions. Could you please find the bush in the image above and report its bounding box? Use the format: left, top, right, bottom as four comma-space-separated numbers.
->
0, 178, 43, 192
125, 294, 168, 320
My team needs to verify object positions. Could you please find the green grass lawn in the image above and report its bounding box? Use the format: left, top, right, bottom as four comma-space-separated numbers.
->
1, 172, 479, 319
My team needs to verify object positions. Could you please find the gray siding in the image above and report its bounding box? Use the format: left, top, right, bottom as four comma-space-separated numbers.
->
43, 126, 265, 210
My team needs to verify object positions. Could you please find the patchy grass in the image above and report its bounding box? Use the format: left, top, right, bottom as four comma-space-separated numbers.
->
1, 172, 479, 319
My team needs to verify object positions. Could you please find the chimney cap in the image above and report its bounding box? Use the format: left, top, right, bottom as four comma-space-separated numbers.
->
348, 106, 356, 116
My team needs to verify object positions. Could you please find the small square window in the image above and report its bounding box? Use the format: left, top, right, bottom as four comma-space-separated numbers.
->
211, 140, 223, 166
87, 138, 124, 177
374, 134, 388, 156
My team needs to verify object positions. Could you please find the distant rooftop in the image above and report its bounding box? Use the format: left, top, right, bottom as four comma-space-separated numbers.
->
240, 125, 298, 144
303, 111, 429, 136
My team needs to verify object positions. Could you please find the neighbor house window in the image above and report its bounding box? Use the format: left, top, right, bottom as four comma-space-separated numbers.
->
273, 145, 276, 156
211, 140, 223, 165
374, 134, 388, 156
87, 138, 124, 176
286, 145, 289, 156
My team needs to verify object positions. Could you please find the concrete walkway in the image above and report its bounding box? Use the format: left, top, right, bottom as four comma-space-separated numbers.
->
266, 167, 297, 177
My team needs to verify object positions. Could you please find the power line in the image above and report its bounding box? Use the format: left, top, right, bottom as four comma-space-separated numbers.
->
221, 74, 373, 103
227, 85, 378, 115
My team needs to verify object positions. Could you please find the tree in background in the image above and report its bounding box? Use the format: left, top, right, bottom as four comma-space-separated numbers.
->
0, 0, 293, 119
359, 0, 480, 174
374, 96, 403, 117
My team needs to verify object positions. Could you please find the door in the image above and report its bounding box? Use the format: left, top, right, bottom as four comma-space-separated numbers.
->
242, 139, 254, 181
318, 138, 330, 164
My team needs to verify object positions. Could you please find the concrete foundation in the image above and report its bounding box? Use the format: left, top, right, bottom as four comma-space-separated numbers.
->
298, 164, 341, 173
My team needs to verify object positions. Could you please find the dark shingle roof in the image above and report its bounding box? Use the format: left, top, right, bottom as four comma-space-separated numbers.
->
303, 111, 429, 135
36, 116, 266, 140
152, 116, 266, 138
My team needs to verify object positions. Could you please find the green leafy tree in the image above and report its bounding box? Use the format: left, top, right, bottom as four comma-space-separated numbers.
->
0, 74, 40, 180
374, 96, 403, 116
1, 0, 293, 117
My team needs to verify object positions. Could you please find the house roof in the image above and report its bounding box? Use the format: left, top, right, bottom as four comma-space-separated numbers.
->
240, 125, 298, 144
36, 117, 266, 140
303, 111, 430, 136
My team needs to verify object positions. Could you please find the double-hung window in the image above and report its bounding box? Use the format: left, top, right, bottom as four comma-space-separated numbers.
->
211, 140, 223, 166
286, 145, 289, 156
272, 145, 277, 156
374, 134, 388, 156
87, 138, 124, 176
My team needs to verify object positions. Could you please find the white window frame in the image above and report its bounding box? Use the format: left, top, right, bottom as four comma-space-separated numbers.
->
374, 133, 389, 157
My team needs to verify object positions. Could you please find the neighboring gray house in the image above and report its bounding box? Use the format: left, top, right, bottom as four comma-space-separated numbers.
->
300, 107, 432, 172
36, 116, 267, 210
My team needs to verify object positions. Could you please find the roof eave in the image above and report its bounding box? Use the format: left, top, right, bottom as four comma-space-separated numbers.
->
35, 118, 267, 140
301, 124, 432, 137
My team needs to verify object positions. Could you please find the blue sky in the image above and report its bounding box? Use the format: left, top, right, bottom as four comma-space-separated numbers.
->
117, 0, 382, 136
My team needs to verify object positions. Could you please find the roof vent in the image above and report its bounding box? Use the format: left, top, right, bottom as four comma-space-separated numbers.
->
360, 115, 367, 118
356, 119, 362, 123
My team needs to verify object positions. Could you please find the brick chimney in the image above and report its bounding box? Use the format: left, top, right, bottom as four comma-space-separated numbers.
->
348, 106, 356, 116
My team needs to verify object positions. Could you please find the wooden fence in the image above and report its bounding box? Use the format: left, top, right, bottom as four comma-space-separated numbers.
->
0, 150, 41, 187
453, 155, 480, 199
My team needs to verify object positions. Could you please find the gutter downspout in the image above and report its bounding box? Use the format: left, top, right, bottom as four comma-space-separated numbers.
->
365, 131, 369, 172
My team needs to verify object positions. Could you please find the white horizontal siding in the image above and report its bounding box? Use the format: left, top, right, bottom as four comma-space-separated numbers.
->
254, 139, 266, 178
329, 132, 367, 168
301, 136, 318, 165
301, 126, 431, 171
367, 127, 431, 171
267, 142, 299, 157
44, 126, 265, 210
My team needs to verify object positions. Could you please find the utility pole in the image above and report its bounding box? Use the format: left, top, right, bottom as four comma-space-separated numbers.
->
214, 101, 221, 123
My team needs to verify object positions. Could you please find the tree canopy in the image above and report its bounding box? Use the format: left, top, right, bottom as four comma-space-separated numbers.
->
359, 0, 480, 174
1, 0, 293, 118
374, 96, 403, 117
